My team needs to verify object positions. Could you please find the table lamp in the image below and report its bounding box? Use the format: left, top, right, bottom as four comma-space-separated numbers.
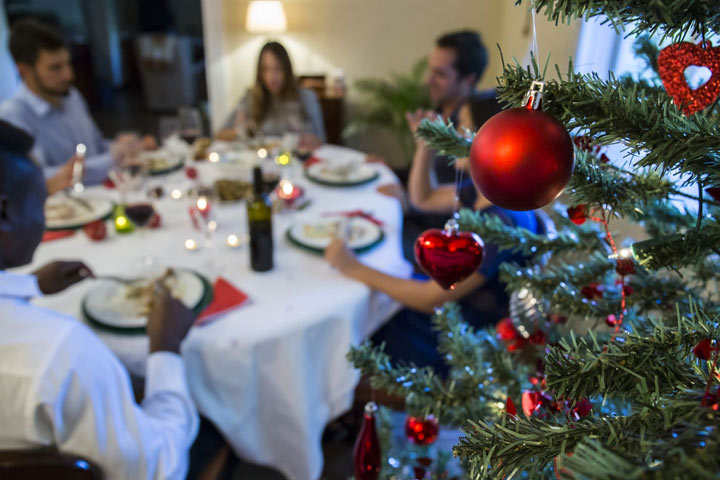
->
246, 1, 287, 34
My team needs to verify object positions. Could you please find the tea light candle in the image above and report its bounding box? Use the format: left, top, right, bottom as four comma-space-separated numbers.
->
170, 188, 183, 200
114, 211, 134, 233
226, 234, 241, 248
208, 151, 220, 163
277, 179, 302, 200
196, 196, 210, 213
257, 148, 268, 159
184, 238, 198, 251
275, 153, 290, 166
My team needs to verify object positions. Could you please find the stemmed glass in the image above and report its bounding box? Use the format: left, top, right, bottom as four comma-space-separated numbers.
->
178, 107, 203, 146
125, 185, 157, 267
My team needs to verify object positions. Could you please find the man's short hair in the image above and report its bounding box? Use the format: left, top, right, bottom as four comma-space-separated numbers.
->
8, 18, 67, 66
436, 30, 488, 81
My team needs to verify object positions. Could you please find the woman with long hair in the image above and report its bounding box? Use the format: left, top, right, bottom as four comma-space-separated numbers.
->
217, 41, 326, 146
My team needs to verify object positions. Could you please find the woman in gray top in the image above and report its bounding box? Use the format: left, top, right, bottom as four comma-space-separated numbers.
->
217, 41, 326, 145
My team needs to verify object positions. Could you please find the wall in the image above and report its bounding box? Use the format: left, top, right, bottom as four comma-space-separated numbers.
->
0, 2, 19, 101
205, 0, 582, 163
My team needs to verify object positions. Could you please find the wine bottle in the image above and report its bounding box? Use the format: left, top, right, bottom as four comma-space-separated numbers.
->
247, 166, 273, 271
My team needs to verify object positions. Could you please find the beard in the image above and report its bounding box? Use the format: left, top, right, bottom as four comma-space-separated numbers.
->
33, 71, 71, 98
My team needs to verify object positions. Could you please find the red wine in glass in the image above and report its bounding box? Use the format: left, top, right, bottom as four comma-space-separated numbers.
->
125, 203, 155, 227
180, 129, 199, 145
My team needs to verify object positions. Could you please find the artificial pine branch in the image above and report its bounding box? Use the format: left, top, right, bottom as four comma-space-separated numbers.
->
457, 208, 606, 257
631, 220, 720, 270
416, 116, 472, 159
514, 0, 720, 41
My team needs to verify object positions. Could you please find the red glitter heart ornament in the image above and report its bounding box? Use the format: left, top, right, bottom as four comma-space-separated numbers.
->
414, 226, 484, 290
658, 41, 720, 116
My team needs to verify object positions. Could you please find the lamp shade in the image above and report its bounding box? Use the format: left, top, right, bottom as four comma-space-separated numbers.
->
246, 1, 287, 33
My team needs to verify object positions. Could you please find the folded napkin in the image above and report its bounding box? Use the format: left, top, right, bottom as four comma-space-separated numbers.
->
42, 230, 76, 242
196, 277, 249, 326
322, 210, 384, 226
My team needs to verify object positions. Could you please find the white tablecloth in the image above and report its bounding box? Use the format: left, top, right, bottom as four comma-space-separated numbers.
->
24, 145, 413, 480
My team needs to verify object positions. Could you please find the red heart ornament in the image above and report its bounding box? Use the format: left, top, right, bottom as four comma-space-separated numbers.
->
414, 228, 484, 290
658, 41, 720, 116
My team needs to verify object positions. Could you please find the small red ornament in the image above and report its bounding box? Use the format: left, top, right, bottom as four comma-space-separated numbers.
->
658, 41, 720, 116
581, 283, 603, 300
496, 317, 518, 341
83, 220, 107, 241
414, 220, 484, 290
522, 391, 542, 417
529, 330, 547, 345
549, 313, 568, 324
706, 187, 720, 202
505, 397, 517, 416
469, 82, 574, 211
605, 314, 618, 327
405, 415, 439, 446
185, 166, 199, 179
353, 402, 381, 480
103, 177, 116, 189
148, 213, 162, 229
570, 398, 592, 419
566, 204, 587, 225
413, 467, 426, 479
615, 259, 636, 276
693, 338, 717, 361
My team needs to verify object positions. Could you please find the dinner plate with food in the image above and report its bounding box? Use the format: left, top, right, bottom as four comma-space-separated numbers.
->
286, 216, 384, 253
139, 150, 185, 175
82, 268, 211, 332
45, 193, 115, 230
304, 160, 379, 187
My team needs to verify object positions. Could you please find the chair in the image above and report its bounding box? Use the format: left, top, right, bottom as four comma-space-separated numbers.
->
0, 447, 103, 479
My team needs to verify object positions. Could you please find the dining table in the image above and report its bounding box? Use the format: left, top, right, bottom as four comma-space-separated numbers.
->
23, 142, 413, 480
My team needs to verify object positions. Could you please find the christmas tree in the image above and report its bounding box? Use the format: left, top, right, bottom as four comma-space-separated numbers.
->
350, 1, 720, 478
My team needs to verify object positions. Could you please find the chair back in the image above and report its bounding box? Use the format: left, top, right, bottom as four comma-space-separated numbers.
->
0, 448, 103, 480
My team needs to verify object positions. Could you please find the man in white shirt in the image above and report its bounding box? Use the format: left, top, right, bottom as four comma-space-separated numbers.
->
0, 119, 199, 479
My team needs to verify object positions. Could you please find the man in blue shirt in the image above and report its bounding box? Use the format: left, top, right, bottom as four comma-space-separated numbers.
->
0, 19, 153, 185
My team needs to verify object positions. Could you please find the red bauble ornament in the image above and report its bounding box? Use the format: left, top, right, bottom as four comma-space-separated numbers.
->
521, 391, 542, 417
469, 106, 574, 211
658, 41, 720, 116
405, 415, 439, 446
693, 338, 717, 361
496, 317, 518, 341
353, 402, 381, 480
83, 220, 107, 241
414, 222, 484, 290
581, 283, 603, 300
605, 314, 618, 327
615, 259, 636, 276
566, 204, 587, 225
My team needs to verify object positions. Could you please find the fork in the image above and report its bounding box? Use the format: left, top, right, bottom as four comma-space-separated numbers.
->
93, 275, 144, 285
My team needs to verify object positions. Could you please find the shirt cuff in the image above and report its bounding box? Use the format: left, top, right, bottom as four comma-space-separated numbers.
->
145, 351, 192, 399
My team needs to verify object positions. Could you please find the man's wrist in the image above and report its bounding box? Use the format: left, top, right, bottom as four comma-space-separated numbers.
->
149, 339, 181, 355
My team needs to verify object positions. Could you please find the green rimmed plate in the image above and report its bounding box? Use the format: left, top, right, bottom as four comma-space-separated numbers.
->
286, 216, 385, 254
82, 269, 213, 335
45, 194, 115, 231
304, 162, 379, 187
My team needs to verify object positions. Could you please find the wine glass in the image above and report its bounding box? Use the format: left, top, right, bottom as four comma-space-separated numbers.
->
125, 187, 157, 266
178, 107, 203, 146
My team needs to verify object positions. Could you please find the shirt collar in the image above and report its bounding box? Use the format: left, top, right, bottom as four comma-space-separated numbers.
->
16, 82, 53, 117
0, 271, 41, 300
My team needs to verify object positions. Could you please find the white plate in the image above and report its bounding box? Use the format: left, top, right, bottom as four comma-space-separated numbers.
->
83, 269, 205, 329
45, 194, 114, 230
140, 150, 184, 174
287, 216, 383, 252
305, 161, 379, 186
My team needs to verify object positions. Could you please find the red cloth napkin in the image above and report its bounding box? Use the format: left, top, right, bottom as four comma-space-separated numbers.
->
196, 277, 249, 325
42, 230, 76, 242
304, 156, 322, 168
322, 210, 384, 226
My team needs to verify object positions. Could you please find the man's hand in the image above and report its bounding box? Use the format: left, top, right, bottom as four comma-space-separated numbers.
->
147, 282, 196, 354
298, 133, 323, 152
215, 128, 238, 141
324, 238, 360, 276
111, 133, 143, 165
33, 261, 93, 295
45, 156, 80, 195
405, 109, 437, 135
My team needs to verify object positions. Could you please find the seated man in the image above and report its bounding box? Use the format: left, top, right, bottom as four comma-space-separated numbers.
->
398, 30, 503, 266
0, 19, 155, 185
0, 120, 198, 478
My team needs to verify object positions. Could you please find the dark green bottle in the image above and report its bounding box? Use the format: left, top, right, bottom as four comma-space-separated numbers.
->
247, 166, 273, 271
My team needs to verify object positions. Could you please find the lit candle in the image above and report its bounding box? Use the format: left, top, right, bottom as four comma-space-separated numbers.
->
276, 179, 303, 204
226, 234, 241, 248
208, 151, 220, 163
257, 148, 268, 159
114, 206, 134, 233
170, 188, 183, 200
184, 239, 199, 251
196, 196, 210, 213
275, 153, 290, 166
